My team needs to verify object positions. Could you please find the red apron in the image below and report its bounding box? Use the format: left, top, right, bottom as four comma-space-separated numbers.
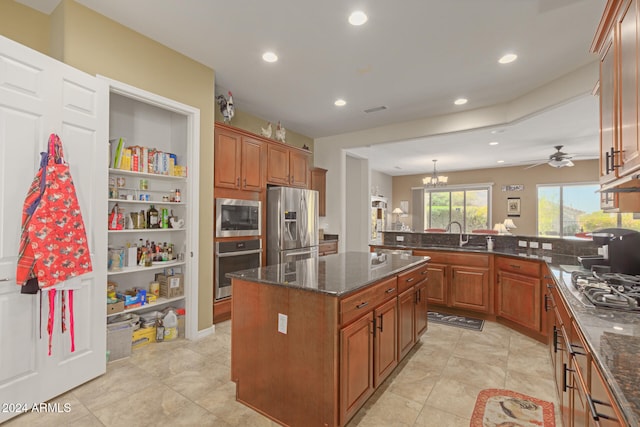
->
16, 134, 92, 354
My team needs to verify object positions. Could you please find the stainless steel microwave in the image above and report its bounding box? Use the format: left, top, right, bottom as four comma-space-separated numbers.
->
215, 198, 262, 237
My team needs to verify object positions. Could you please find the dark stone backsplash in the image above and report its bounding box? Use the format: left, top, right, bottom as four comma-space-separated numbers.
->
382, 231, 600, 259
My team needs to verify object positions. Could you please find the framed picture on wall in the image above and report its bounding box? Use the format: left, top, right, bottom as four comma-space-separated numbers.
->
507, 197, 521, 217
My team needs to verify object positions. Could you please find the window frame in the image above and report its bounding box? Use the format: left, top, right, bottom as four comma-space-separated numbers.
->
422, 183, 493, 232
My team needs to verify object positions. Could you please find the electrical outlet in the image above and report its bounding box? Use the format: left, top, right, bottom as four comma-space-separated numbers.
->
597, 247, 605, 255
542, 242, 552, 250
396, 236, 405, 242
518, 240, 527, 247
529, 241, 539, 249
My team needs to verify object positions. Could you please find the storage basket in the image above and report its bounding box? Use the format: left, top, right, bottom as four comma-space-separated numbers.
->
106, 319, 133, 361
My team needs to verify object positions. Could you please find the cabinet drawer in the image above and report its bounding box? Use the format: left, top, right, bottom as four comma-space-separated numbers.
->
496, 256, 540, 277
319, 241, 338, 256
340, 276, 397, 326
397, 262, 429, 293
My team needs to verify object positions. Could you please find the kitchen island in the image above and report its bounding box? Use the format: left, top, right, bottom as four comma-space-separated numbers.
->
228, 251, 430, 427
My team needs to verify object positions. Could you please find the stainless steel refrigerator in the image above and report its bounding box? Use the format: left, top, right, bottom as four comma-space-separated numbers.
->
267, 186, 319, 265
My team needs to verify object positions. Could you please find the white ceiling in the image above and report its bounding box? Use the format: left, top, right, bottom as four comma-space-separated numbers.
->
17, 0, 606, 174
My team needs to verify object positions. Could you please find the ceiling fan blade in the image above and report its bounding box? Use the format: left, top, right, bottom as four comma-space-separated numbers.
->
524, 161, 547, 170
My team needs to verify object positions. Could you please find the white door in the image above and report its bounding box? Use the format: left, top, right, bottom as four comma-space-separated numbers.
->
0, 36, 107, 423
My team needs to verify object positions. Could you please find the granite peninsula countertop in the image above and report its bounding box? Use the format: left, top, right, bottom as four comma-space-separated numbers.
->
227, 251, 429, 297
373, 243, 640, 426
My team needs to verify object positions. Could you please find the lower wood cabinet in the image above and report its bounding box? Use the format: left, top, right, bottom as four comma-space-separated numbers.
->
414, 250, 490, 314
340, 313, 375, 425
319, 240, 338, 256
397, 263, 429, 360
374, 297, 398, 387
496, 256, 543, 334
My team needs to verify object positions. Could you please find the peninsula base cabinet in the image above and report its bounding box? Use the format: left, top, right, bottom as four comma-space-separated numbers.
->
495, 257, 542, 334
414, 251, 491, 314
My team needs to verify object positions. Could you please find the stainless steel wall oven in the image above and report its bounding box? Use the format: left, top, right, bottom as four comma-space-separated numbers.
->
215, 239, 262, 300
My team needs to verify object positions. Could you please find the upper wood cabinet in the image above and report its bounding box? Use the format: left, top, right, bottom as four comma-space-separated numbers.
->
310, 167, 327, 216
266, 141, 311, 188
593, 0, 640, 193
214, 124, 264, 192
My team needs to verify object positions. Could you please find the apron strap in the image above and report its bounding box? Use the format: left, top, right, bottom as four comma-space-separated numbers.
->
47, 289, 56, 356
69, 290, 75, 352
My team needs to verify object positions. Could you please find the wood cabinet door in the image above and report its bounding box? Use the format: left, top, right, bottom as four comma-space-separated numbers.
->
397, 287, 415, 361
241, 136, 263, 191
266, 143, 290, 185
214, 128, 241, 189
311, 167, 327, 216
589, 359, 625, 426
425, 262, 447, 306
373, 298, 398, 387
599, 34, 619, 183
620, 0, 640, 176
450, 266, 490, 313
414, 280, 428, 338
340, 313, 375, 426
496, 271, 541, 331
290, 149, 310, 188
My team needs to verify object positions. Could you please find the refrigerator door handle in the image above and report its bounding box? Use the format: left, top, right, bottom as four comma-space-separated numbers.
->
284, 249, 316, 257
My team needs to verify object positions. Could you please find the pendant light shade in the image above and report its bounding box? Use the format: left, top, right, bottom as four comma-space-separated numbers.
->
423, 160, 448, 188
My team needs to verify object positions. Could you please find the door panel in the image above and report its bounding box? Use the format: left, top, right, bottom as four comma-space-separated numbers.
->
374, 298, 397, 387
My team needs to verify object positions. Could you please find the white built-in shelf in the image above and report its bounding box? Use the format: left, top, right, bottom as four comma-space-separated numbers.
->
108, 228, 184, 234
108, 198, 185, 206
108, 168, 187, 181
106, 295, 185, 318
107, 260, 185, 276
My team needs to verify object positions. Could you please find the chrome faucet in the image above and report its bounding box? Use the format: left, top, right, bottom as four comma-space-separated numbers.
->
445, 221, 469, 247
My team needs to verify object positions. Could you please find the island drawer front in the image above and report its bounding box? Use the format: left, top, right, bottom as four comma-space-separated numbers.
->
397, 262, 429, 293
340, 276, 397, 326
496, 256, 540, 277
414, 251, 488, 267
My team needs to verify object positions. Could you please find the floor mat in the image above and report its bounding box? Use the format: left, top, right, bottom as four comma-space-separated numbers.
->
427, 311, 484, 331
470, 388, 555, 427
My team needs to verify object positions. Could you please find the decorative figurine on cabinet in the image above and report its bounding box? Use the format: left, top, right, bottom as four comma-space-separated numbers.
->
216, 91, 235, 123
260, 122, 272, 138
275, 121, 286, 143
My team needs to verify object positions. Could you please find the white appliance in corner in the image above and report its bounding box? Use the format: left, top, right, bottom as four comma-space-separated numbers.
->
267, 187, 319, 265
370, 196, 388, 245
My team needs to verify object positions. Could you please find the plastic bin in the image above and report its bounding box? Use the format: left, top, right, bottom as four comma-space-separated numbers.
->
107, 319, 133, 361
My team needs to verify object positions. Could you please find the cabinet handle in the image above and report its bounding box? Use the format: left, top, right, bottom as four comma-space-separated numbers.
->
0, 278, 9, 282
356, 301, 369, 310
570, 343, 586, 356
421, 270, 428, 275
385, 287, 395, 294
371, 317, 376, 337
544, 294, 550, 312
243, 178, 247, 187
378, 314, 384, 332
546, 283, 555, 290
406, 277, 415, 283
236, 177, 240, 186
586, 395, 616, 422
510, 264, 520, 269
562, 363, 574, 392
553, 326, 558, 353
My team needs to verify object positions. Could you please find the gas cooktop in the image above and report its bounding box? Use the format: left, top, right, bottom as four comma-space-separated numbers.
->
571, 271, 640, 312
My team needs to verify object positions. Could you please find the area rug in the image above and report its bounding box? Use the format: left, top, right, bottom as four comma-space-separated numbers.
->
470, 389, 555, 427
427, 311, 484, 331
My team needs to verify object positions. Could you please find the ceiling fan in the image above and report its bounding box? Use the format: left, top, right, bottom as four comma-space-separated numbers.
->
524, 145, 575, 169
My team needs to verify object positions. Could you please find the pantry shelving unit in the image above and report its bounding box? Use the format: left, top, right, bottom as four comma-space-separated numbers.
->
101, 76, 200, 339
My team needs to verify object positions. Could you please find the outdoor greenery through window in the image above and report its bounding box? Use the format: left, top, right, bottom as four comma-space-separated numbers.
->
424, 186, 490, 233
537, 183, 640, 237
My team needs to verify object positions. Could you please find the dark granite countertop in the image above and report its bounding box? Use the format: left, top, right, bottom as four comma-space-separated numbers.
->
227, 251, 429, 297
373, 242, 640, 426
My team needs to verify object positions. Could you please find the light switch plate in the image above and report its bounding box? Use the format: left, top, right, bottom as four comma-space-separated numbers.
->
396, 236, 405, 242
542, 243, 552, 250
530, 241, 539, 249
278, 313, 288, 334
518, 240, 527, 247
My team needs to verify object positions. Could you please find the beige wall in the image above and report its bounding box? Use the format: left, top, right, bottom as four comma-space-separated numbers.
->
1, 0, 216, 332
214, 109, 314, 154
391, 159, 599, 236
0, 1, 50, 55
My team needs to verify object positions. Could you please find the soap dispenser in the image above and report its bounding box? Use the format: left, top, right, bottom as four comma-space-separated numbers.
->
486, 236, 494, 251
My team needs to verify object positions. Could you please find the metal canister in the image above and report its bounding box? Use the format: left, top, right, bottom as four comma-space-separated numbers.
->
161, 208, 169, 228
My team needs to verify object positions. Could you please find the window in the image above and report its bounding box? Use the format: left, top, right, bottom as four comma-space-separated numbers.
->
537, 183, 640, 237
423, 186, 491, 233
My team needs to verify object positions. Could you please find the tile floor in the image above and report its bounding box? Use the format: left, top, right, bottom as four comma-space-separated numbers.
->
4, 320, 561, 427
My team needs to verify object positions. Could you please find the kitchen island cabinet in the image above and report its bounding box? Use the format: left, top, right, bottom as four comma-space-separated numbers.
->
495, 256, 542, 333
228, 252, 429, 427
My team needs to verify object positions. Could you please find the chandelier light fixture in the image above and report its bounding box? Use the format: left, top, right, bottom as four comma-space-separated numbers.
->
423, 159, 448, 188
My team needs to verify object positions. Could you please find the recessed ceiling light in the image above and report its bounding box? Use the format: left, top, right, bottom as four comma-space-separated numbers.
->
349, 11, 368, 26
454, 98, 468, 106
334, 99, 346, 106
262, 51, 278, 63
489, 141, 499, 146
497, 160, 505, 164
498, 53, 518, 64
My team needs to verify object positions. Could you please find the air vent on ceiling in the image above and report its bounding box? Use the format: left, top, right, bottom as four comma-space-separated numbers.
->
364, 106, 387, 114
